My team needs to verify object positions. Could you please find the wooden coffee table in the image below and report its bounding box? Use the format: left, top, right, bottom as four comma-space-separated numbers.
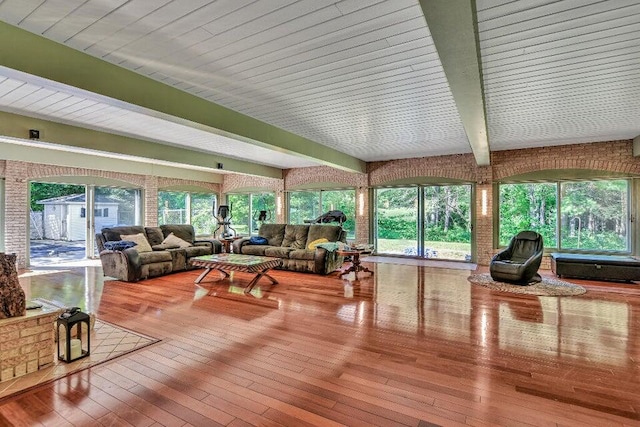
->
337, 249, 373, 279
190, 254, 282, 292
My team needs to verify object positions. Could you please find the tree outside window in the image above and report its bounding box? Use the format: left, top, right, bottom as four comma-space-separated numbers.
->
499, 179, 629, 252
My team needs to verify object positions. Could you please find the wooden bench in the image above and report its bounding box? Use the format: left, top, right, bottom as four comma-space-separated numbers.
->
550, 252, 640, 282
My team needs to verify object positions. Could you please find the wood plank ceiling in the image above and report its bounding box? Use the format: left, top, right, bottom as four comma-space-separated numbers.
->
0, 0, 639, 170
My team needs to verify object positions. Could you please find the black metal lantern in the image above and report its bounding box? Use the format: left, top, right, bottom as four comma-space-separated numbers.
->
56, 308, 90, 363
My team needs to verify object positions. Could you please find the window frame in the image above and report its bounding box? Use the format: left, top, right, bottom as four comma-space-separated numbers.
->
496, 178, 633, 254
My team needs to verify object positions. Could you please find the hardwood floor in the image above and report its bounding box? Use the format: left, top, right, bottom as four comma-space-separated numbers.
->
2, 261, 639, 426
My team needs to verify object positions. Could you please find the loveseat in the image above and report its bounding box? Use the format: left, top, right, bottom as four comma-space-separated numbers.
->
96, 224, 222, 282
232, 223, 346, 274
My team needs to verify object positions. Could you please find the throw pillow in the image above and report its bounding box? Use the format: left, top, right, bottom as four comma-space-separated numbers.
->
307, 238, 329, 250
162, 232, 193, 248
249, 236, 268, 245
104, 240, 137, 251
120, 233, 153, 253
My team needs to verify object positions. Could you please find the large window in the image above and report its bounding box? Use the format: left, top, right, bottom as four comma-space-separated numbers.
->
499, 183, 557, 247
288, 189, 355, 238
375, 185, 471, 260
158, 191, 217, 236
226, 193, 276, 236
375, 187, 418, 255
499, 179, 630, 252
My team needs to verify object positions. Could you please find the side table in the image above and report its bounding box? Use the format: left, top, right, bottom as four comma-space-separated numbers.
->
337, 249, 373, 279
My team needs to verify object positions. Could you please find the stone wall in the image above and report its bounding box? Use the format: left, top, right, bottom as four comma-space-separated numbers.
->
0, 308, 60, 382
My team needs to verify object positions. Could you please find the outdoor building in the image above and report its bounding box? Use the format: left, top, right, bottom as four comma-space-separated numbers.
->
35, 194, 120, 241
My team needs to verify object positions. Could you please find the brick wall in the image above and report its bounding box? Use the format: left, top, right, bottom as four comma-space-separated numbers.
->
3, 140, 640, 267
0, 309, 59, 382
2, 160, 220, 268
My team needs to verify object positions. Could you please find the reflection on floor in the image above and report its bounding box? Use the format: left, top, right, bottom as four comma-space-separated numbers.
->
0, 319, 158, 400
3, 260, 639, 426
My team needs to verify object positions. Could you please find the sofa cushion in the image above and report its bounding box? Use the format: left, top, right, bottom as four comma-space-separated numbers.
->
152, 243, 180, 251
249, 236, 268, 245
183, 245, 212, 258
102, 226, 145, 242
138, 250, 172, 265
104, 240, 137, 251
121, 233, 153, 253
265, 247, 295, 258
145, 227, 165, 246
307, 224, 343, 245
258, 224, 286, 246
307, 238, 328, 250
163, 232, 193, 248
282, 225, 310, 249
242, 245, 271, 256
289, 249, 316, 261
160, 224, 196, 244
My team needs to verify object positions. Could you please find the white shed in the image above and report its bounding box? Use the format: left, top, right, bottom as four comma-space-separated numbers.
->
37, 194, 120, 241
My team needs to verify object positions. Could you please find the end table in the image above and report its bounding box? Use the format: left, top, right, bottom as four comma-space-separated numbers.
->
337, 249, 373, 279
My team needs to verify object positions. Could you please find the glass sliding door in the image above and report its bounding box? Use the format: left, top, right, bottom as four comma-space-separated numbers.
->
251, 193, 275, 232
29, 182, 86, 265
191, 193, 217, 236
375, 187, 418, 255
158, 191, 187, 224
423, 185, 471, 261
289, 191, 321, 224
93, 187, 142, 255
227, 194, 250, 235
321, 189, 356, 238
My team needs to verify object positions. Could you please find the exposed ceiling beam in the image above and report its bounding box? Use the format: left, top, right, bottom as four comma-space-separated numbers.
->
0, 111, 282, 179
0, 21, 366, 174
418, 0, 490, 166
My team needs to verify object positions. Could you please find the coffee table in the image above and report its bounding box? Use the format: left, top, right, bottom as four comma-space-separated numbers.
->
190, 254, 282, 292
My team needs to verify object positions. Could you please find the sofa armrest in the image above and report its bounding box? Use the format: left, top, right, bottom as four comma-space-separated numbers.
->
99, 248, 141, 282
232, 237, 251, 254
194, 239, 223, 254
313, 247, 345, 275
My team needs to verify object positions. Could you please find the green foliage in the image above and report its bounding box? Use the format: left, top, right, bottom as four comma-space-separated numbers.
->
376, 186, 471, 243
499, 183, 557, 246
499, 180, 629, 251
30, 182, 84, 211
377, 208, 417, 239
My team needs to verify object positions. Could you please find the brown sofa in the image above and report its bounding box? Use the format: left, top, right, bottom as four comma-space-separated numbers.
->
96, 224, 222, 282
232, 223, 346, 274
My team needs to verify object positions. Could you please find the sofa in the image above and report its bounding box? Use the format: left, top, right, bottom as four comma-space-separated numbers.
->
232, 223, 346, 274
96, 224, 222, 282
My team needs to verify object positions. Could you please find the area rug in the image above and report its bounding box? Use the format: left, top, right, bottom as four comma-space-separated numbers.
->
467, 273, 586, 296
0, 319, 160, 401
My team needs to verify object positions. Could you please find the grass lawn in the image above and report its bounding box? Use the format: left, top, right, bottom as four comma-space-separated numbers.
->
377, 239, 471, 261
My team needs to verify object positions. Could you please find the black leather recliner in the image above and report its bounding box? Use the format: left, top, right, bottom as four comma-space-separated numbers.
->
490, 231, 544, 284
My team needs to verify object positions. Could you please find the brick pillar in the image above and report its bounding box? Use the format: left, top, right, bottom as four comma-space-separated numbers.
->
355, 187, 369, 244
275, 190, 285, 223
475, 166, 493, 265
4, 161, 29, 268
144, 175, 158, 227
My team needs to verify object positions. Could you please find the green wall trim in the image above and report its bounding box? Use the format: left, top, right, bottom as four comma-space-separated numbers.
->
0, 111, 280, 180
0, 22, 365, 174
419, 0, 490, 166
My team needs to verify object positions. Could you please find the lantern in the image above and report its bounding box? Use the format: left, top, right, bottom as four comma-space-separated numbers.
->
56, 308, 90, 362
